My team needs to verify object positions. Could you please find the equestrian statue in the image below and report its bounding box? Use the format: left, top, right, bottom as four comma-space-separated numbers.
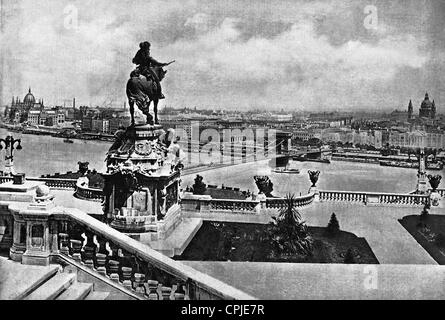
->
126, 41, 175, 125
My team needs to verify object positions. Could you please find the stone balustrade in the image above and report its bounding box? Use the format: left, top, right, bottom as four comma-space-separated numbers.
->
0, 176, 13, 184
181, 192, 316, 215
27, 177, 77, 190
0, 176, 77, 190
74, 182, 104, 202
265, 193, 315, 209
319, 191, 367, 203
319, 190, 428, 206
209, 199, 259, 214
5, 200, 254, 300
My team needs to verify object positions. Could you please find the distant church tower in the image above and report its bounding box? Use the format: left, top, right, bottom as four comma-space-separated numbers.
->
407, 100, 413, 121
419, 92, 436, 119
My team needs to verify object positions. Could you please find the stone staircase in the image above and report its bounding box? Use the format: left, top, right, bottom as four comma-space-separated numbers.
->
21, 266, 110, 300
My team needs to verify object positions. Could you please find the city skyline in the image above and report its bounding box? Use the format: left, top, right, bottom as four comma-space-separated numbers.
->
0, 0, 444, 111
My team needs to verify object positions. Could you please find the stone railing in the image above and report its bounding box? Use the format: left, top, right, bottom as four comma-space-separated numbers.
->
55, 209, 253, 300
181, 196, 260, 215
0, 176, 77, 190
181, 192, 316, 215
6, 201, 254, 300
0, 176, 13, 184
209, 199, 259, 214
319, 190, 429, 206
319, 191, 367, 203
265, 193, 315, 209
27, 177, 77, 190
74, 182, 104, 202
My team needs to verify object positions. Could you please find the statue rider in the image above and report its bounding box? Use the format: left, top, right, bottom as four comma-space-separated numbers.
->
132, 41, 168, 99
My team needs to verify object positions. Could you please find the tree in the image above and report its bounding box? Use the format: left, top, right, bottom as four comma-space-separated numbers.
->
268, 194, 313, 257
326, 213, 340, 236
344, 248, 356, 264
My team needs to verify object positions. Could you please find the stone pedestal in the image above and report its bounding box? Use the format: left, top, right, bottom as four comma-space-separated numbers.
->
309, 186, 320, 202
104, 124, 183, 240
9, 186, 57, 266
9, 218, 27, 262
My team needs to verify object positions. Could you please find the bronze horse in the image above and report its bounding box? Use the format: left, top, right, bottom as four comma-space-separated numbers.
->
126, 66, 167, 126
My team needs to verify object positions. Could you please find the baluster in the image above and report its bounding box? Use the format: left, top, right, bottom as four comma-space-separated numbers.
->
133, 273, 146, 295
160, 286, 172, 300
70, 239, 83, 262
82, 230, 97, 263
145, 280, 159, 299
107, 259, 120, 280
121, 266, 133, 288
96, 236, 108, 255
95, 253, 107, 275
108, 241, 120, 260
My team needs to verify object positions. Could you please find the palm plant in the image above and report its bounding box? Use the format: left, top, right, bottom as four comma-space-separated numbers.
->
268, 194, 313, 257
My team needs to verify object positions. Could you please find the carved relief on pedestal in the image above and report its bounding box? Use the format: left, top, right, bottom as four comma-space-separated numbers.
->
30, 224, 44, 249
105, 125, 183, 234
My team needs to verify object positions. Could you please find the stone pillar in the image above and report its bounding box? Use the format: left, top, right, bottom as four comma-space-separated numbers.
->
9, 216, 27, 262
309, 187, 320, 202
22, 218, 52, 266
20, 187, 56, 266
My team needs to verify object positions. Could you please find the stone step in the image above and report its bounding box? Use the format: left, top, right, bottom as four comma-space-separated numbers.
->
0, 262, 60, 300
84, 291, 110, 300
25, 273, 76, 300
56, 282, 93, 300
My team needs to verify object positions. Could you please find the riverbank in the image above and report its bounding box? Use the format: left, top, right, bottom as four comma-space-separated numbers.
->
0, 121, 115, 142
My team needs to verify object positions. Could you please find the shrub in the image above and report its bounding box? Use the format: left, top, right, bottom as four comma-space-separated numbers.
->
326, 213, 340, 236
268, 194, 313, 257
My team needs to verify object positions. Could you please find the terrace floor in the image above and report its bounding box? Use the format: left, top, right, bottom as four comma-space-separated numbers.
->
184, 261, 445, 300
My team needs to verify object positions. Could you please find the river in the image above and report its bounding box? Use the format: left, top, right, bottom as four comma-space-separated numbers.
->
0, 128, 434, 195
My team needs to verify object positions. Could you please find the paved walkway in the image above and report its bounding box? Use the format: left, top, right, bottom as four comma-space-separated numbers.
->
184, 261, 445, 300
52, 190, 103, 215
303, 202, 438, 265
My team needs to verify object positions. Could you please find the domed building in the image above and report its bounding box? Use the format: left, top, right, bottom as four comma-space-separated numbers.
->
6, 88, 44, 123
419, 92, 436, 119
23, 88, 36, 106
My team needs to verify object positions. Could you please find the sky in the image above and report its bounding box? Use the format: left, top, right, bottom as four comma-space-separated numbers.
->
0, 0, 444, 112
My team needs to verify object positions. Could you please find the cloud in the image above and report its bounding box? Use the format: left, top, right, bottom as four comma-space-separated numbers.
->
0, 0, 436, 111
163, 14, 428, 109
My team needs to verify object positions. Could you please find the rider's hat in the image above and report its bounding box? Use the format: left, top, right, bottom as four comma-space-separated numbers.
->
139, 41, 151, 49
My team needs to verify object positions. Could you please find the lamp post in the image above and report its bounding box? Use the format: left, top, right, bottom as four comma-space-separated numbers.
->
0, 133, 22, 176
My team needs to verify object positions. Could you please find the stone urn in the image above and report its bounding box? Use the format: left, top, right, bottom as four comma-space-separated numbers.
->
428, 174, 442, 207
428, 174, 442, 192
